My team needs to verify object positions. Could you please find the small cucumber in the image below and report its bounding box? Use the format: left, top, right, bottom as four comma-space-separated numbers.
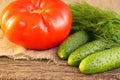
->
80, 46, 120, 74
57, 31, 90, 60
68, 39, 109, 66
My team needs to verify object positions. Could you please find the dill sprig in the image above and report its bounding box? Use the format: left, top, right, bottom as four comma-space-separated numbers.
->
69, 2, 120, 32
69, 2, 120, 43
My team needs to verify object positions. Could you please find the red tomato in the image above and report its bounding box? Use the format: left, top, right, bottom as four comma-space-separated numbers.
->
0, 0, 72, 50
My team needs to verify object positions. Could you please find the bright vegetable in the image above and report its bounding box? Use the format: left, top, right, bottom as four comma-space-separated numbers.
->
68, 17, 120, 67
0, 0, 72, 50
68, 39, 108, 66
80, 47, 120, 74
68, 38, 119, 66
59, 3, 120, 74
58, 31, 90, 60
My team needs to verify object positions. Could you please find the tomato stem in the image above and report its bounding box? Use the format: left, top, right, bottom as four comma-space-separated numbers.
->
29, 9, 43, 14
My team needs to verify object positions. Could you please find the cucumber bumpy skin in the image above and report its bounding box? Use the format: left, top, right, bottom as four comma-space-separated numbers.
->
68, 39, 109, 67
80, 47, 120, 74
58, 31, 90, 60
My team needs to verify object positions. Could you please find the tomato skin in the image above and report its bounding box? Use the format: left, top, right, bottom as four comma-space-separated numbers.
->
0, 0, 72, 50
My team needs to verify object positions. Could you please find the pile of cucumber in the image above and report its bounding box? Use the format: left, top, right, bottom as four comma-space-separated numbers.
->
58, 31, 120, 74
57, 3, 120, 74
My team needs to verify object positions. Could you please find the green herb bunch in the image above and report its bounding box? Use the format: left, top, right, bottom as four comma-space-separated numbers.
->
69, 2, 120, 43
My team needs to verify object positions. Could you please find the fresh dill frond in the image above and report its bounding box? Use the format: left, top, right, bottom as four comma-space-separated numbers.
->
69, 2, 120, 32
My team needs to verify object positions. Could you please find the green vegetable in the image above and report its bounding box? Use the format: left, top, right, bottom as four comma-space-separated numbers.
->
58, 31, 90, 60
95, 19, 120, 43
80, 46, 120, 74
69, 3, 120, 41
57, 2, 120, 74
69, 2, 120, 33
68, 39, 113, 66
68, 2, 120, 66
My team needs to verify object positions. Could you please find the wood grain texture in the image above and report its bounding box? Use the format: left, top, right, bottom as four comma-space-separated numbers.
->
0, 58, 120, 80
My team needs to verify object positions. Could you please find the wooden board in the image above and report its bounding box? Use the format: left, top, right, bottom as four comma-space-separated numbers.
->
0, 58, 120, 80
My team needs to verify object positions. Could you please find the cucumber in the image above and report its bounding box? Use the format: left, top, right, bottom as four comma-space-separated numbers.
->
68, 39, 109, 66
57, 31, 90, 60
80, 46, 120, 74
